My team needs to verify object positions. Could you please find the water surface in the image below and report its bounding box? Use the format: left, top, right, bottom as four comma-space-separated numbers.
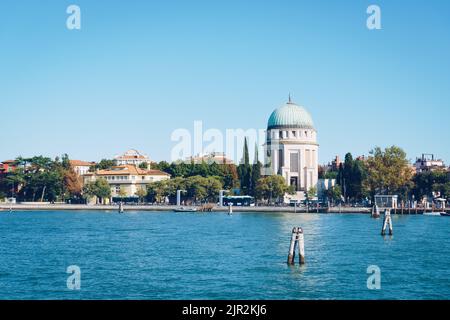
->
0, 211, 449, 299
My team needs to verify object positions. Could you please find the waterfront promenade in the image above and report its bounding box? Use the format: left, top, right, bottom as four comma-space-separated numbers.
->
1, 203, 448, 214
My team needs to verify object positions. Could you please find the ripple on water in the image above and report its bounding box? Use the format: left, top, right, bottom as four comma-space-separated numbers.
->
0, 211, 449, 299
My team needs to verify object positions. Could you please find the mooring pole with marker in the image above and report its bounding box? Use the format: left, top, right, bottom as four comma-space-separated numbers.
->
381, 209, 393, 236
287, 227, 305, 265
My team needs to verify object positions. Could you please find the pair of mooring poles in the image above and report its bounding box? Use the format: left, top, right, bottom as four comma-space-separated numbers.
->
287, 227, 305, 265
381, 209, 393, 236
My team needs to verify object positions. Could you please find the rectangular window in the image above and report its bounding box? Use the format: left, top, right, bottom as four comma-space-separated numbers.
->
278, 149, 283, 172
290, 153, 299, 172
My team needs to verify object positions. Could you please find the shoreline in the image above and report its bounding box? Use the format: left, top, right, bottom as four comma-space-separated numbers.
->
1, 203, 448, 214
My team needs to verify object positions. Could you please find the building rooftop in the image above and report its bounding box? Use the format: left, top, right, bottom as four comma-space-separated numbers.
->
267, 99, 314, 130
84, 165, 169, 176
69, 160, 95, 167
115, 149, 150, 160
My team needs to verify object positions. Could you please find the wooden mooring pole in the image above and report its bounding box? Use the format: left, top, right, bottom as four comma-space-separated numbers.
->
381, 209, 393, 236
228, 204, 233, 215
287, 227, 305, 265
118, 201, 124, 213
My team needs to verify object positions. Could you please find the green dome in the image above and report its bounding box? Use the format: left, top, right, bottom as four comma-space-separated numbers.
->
267, 101, 314, 130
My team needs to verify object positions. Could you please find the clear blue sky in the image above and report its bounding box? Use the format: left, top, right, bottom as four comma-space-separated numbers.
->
1, 0, 449, 165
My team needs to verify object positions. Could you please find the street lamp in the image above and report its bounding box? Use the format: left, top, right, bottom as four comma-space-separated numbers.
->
219, 190, 229, 207
176, 189, 186, 207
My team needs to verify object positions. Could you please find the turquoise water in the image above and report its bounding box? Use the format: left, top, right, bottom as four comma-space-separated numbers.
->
0, 211, 449, 300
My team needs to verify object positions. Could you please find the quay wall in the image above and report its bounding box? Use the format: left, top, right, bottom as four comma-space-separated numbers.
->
1, 203, 449, 214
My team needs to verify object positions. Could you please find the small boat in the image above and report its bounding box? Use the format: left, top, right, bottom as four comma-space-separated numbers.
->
423, 211, 442, 216
174, 207, 198, 212
440, 212, 450, 217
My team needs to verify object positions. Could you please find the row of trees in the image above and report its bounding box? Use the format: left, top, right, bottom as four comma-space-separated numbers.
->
2, 145, 448, 205
151, 138, 262, 197
321, 146, 450, 203
0, 155, 82, 202
143, 174, 293, 205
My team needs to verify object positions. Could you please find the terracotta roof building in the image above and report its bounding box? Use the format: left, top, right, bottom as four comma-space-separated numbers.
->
83, 165, 170, 198
69, 160, 96, 176
114, 149, 152, 168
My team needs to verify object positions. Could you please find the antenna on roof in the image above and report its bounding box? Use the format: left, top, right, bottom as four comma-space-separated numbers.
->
288, 93, 292, 103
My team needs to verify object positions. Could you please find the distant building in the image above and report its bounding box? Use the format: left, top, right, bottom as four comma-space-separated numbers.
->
264, 97, 318, 202
69, 160, 95, 176
114, 149, 152, 168
414, 154, 446, 173
0, 160, 15, 174
185, 152, 233, 165
355, 155, 367, 162
317, 179, 337, 200
375, 195, 398, 209
331, 156, 342, 171
83, 165, 170, 199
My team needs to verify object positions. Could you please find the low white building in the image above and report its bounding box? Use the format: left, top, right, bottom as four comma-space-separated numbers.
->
317, 179, 336, 200
69, 160, 95, 176
414, 154, 446, 173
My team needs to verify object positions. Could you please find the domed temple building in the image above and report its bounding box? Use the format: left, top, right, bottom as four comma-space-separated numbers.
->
264, 97, 318, 202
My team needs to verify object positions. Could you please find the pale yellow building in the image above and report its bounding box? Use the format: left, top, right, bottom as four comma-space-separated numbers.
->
83, 165, 170, 198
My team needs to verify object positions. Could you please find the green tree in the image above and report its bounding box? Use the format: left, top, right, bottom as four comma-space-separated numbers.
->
223, 163, 239, 190
186, 176, 208, 203
138, 162, 149, 169
256, 175, 291, 204
364, 146, 413, 200
83, 178, 111, 204
118, 188, 127, 199
306, 186, 317, 201
90, 159, 116, 172
325, 185, 342, 204
204, 176, 223, 203
336, 153, 366, 202
135, 187, 148, 203
250, 144, 262, 197
238, 137, 252, 195
413, 170, 449, 200
146, 181, 167, 203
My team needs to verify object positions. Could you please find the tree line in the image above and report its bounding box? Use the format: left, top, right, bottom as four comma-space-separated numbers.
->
1, 145, 448, 205
0, 155, 82, 202
320, 146, 450, 204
